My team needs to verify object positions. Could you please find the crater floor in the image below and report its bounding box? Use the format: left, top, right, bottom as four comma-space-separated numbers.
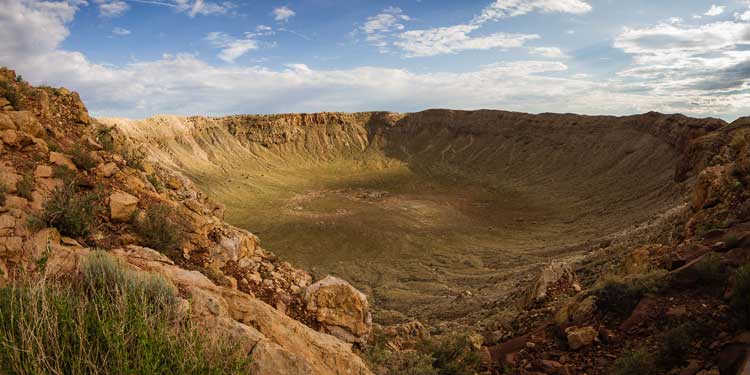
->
106, 110, 693, 326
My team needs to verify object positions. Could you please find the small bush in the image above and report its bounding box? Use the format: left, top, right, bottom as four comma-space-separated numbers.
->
96, 128, 115, 152
655, 325, 691, 368
122, 148, 146, 171
147, 174, 164, 191
52, 165, 77, 184
0, 183, 6, 206
732, 265, 750, 328
364, 332, 481, 375
16, 174, 33, 200
14, 75, 22, 83
70, 146, 97, 170
726, 234, 741, 249
0, 252, 252, 375
695, 253, 726, 286
611, 349, 655, 375
595, 272, 667, 319
134, 204, 183, 252
42, 182, 101, 238
424, 334, 482, 375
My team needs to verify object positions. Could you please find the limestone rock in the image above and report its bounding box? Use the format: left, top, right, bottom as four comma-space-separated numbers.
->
34, 165, 53, 178
49, 152, 77, 171
97, 162, 119, 178
0, 113, 16, 131
250, 340, 315, 375
525, 261, 578, 307
565, 326, 597, 350
7, 111, 44, 138
304, 275, 372, 344
109, 190, 139, 222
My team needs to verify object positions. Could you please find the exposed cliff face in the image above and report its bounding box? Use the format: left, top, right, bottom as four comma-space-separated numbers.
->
0, 67, 373, 375
101, 109, 725, 330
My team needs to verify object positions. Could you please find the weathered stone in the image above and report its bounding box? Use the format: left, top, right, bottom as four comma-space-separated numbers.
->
7, 111, 44, 138
565, 326, 597, 350
304, 275, 372, 344
525, 262, 578, 307
2, 129, 19, 146
34, 165, 53, 178
109, 190, 139, 222
97, 162, 119, 178
250, 339, 315, 375
0, 113, 16, 131
49, 152, 77, 171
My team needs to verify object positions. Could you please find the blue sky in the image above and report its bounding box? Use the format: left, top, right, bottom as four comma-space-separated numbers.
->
1, 0, 749, 120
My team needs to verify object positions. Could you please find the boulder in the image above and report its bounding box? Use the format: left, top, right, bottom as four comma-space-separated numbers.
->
0, 113, 16, 131
49, 152, 77, 171
34, 165, 53, 178
304, 275, 372, 344
7, 111, 44, 138
250, 340, 315, 375
565, 326, 597, 350
97, 162, 119, 178
525, 261, 579, 307
109, 191, 139, 222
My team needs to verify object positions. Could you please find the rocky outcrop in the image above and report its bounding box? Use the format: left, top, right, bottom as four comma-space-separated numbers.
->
304, 276, 372, 344
0, 67, 374, 374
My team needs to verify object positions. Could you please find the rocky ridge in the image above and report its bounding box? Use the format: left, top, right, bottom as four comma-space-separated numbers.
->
0, 67, 373, 374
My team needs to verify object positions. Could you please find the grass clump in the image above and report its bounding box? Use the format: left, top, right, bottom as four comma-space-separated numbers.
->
42, 180, 102, 238
71, 146, 98, 170
364, 332, 482, 375
96, 128, 116, 152
655, 325, 691, 368
134, 204, 183, 252
611, 349, 654, 375
732, 265, 750, 328
16, 174, 33, 200
595, 272, 667, 319
694, 253, 726, 286
0, 251, 252, 375
0, 183, 6, 206
122, 148, 146, 171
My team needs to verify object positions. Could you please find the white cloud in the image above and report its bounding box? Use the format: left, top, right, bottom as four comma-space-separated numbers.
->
396, 24, 539, 57
204, 32, 259, 63
473, 0, 592, 24
0, 0, 747, 122
273, 6, 295, 22
359, 7, 411, 52
704, 4, 725, 17
736, 10, 750, 21
112, 27, 131, 35
98, 0, 129, 17
528, 46, 567, 58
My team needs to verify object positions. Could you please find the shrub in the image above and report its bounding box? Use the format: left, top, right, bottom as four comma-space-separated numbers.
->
655, 325, 691, 368
134, 204, 183, 252
695, 253, 726, 286
363, 332, 481, 375
52, 165, 77, 184
70, 146, 97, 170
0, 183, 6, 206
16, 174, 33, 200
42, 181, 101, 238
96, 128, 115, 152
611, 349, 655, 375
424, 334, 482, 375
122, 148, 146, 170
147, 173, 164, 192
726, 234, 741, 249
595, 272, 667, 319
0, 252, 252, 375
732, 265, 750, 328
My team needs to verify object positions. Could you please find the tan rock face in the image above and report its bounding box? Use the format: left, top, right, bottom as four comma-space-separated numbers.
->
97, 162, 119, 178
565, 326, 597, 350
7, 111, 45, 138
109, 245, 373, 375
109, 191, 139, 222
304, 276, 372, 344
34, 165, 53, 178
0, 113, 16, 131
49, 152, 77, 171
525, 262, 579, 307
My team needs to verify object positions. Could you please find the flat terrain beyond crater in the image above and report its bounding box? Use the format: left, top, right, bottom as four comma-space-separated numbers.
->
105, 110, 692, 326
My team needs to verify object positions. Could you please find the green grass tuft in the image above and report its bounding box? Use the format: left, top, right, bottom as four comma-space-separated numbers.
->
16, 174, 33, 200
134, 204, 183, 252
732, 265, 750, 328
71, 146, 98, 170
0, 251, 252, 375
42, 181, 102, 238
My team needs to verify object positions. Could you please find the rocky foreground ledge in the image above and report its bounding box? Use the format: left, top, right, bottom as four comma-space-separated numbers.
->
0, 68, 373, 374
